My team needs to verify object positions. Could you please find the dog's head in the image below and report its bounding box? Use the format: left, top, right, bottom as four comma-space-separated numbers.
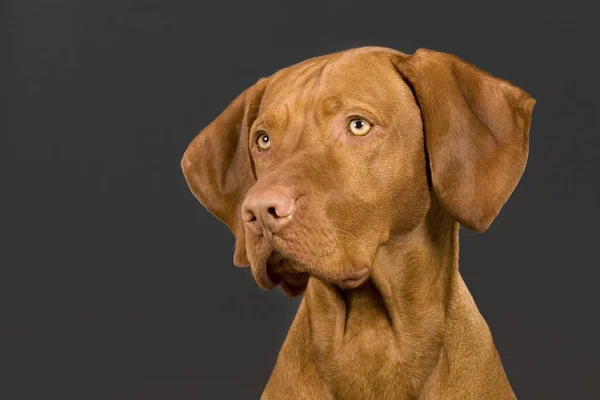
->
181, 47, 535, 296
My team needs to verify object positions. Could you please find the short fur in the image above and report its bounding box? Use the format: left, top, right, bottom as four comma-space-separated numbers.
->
181, 47, 535, 399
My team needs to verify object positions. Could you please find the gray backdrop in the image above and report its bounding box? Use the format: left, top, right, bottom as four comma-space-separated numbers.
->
2, 0, 598, 399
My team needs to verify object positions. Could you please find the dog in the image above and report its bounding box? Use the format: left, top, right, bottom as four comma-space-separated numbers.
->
181, 46, 535, 399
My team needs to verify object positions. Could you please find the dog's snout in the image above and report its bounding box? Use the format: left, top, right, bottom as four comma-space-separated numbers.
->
242, 186, 296, 234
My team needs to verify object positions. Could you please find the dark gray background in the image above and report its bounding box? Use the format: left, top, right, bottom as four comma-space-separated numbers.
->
2, 0, 598, 399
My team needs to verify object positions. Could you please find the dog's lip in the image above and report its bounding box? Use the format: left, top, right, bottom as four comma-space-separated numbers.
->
253, 249, 293, 290
254, 249, 369, 292
267, 251, 310, 296
280, 280, 308, 297
337, 268, 370, 289
253, 250, 310, 296
252, 252, 278, 290
253, 268, 277, 290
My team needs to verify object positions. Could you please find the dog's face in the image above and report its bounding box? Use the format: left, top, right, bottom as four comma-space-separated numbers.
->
182, 47, 535, 296
243, 50, 430, 295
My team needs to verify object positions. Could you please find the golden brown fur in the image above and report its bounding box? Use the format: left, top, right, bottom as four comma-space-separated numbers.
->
181, 47, 535, 399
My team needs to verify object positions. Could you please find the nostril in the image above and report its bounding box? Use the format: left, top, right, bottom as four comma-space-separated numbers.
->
268, 207, 278, 218
242, 205, 258, 223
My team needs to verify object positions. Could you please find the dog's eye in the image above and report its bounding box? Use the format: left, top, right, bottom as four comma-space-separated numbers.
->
257, 131, 271, 151
348, 119, 372, 136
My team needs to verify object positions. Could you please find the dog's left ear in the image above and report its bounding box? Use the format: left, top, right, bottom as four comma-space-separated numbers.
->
393, 49, 536, 232
181, 77, 269, 266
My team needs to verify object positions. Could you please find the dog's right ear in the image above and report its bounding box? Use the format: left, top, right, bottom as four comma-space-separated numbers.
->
181, 77, 269, 267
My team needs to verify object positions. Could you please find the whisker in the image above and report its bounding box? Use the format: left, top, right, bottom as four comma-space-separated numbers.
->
331, 227, 370, 247
333, 233, 362, 244
244, 266, 253, 283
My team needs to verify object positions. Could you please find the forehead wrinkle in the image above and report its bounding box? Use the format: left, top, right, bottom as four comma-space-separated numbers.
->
323, 73, 399, 124
316, 95, 343, 119
312, 56, 388, 122
295, 59, 326, 82
272, 92, 321, 153
282, 103, 290, 132
271, 58, 327, 95
261, 63, 325, 132
257, 98, 291, 131
311, 58, 332, 93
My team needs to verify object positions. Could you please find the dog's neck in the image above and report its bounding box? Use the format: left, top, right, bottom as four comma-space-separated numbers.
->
303, 199, 459, 397
369, 197, 458, 337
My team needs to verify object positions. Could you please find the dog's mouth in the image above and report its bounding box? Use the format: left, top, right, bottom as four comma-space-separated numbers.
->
253, 248, 371, 297
264, 251, 310, 297
252, 249, 309, 297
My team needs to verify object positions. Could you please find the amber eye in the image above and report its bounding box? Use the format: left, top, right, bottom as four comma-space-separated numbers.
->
348, 118, 372, 136
257, 131, 271, 151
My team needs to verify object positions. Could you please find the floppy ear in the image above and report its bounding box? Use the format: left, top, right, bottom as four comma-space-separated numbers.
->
394, 49, 536, 232
181, 78, 269, 266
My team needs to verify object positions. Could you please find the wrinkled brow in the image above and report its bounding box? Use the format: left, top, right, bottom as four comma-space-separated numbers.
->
319, 96, 343, 118
252, 104, 290, 133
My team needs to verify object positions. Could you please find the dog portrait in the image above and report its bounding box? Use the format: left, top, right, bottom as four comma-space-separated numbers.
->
182, 47, 535, 399
6, 1, 597, 399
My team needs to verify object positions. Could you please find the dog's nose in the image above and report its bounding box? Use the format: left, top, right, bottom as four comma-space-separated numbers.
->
242, 186, 295, 234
